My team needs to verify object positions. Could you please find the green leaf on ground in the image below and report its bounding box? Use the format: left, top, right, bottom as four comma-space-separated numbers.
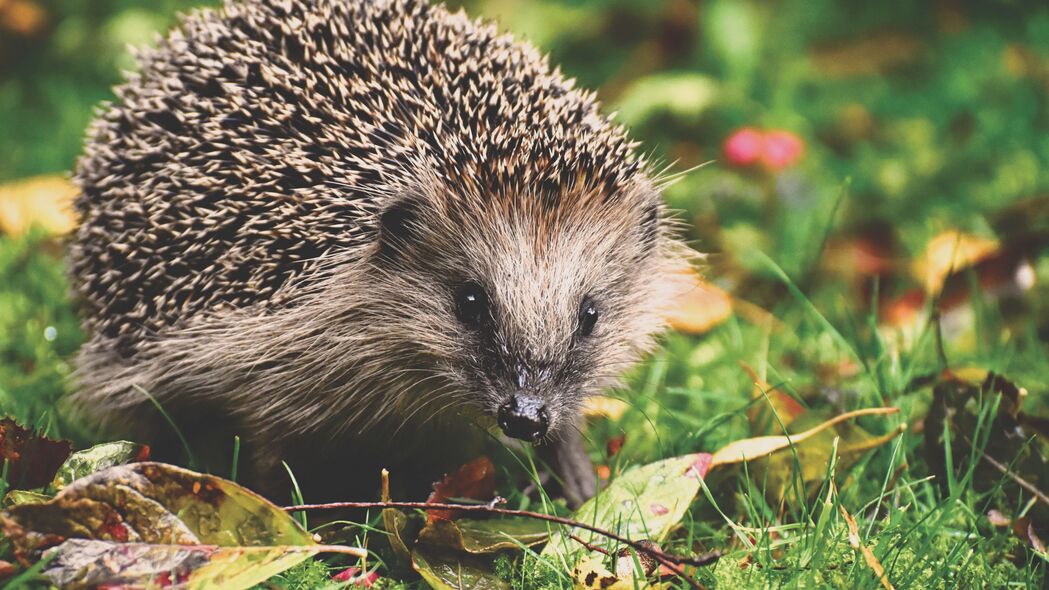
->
418, 517, 550, 554
541, 453, 710, 566
49, 440, 150, 492
412, 546, 510, 590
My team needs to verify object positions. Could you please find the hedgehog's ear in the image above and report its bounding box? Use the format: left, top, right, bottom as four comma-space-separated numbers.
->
376, 197, 421, 260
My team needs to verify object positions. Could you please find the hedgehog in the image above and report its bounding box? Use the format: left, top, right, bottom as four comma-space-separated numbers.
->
68, 0, 686, 506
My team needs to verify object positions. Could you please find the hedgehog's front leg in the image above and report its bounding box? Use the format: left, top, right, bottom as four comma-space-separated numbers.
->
538, 422, 597, 509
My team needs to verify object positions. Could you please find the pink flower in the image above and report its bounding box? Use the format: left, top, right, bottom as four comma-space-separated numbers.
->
332, 567, 380, 587
760, 129, 805, 171
723, 127, 764, 166
722, 127, 806, 172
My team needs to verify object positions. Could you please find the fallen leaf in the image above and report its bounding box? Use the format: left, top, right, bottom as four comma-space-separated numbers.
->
50, 441, 150, 492
0, 175, 78, 237
913, 230, 998, 294
381, 470, 413, 567
426, 457, 497, 522
710, 407, 899, 467
572, 555, 652, 590
664, 268, 733, 335
2, 490, 50, 507
584, 397, 630, 421
739, 364, 806, 434
417, 517, 549, 554
614, 541, 661, 579
41, 539, 361, 590
541, 454, 706, 566
412, 547, 509, 590
1, 462, 363, 589
925, 372, 1049, 530
0, 418, 72, 490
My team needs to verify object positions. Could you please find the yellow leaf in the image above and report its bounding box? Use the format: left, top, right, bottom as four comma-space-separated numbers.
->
664, 268, 733, 335
572, 556, 663, 590
0, 175, 78, 237
583, 396, 630, 421
913, 230, 998, 294
709, 407, 899, 467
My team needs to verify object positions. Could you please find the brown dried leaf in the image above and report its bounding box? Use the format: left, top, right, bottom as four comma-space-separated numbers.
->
426, 457, 496, 522
0, 418, 72, 490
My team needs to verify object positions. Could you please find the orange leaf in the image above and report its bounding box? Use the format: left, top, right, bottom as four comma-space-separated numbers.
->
664, 268, 733, 335
0, 175, 78, 237
425, 457, 496, 522
913, 230, 998, 294
0, 0, 47, 36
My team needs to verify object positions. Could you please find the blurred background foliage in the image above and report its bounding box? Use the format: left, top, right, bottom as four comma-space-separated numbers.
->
5, 0, 1048, 423
1, 0, 1049, 585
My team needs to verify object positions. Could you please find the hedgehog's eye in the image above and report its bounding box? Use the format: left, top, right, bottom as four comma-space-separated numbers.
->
455, 281, 489, 328
577, 297, 599, 338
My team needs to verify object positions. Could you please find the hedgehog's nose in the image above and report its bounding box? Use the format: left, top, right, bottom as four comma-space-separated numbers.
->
498, 394, 548, 442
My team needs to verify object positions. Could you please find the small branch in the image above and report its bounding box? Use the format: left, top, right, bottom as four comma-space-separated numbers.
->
569, 533, 611, 556
285, 499, 720, 586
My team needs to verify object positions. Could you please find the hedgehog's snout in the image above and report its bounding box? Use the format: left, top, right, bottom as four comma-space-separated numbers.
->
498, 394, 549, 442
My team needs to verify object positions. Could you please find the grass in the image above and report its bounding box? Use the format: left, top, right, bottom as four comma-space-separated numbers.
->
1, 0, 1048, 587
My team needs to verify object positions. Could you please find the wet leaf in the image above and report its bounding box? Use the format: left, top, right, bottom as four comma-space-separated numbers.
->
0, 418, 72, 490
412, 547, 509, 590
426, 456, 497, 522
0, 175, 78, 237
541, 454, 707, 566
0, 462, 364, 589
418, 517, 549, 554
50, 441, 150, 492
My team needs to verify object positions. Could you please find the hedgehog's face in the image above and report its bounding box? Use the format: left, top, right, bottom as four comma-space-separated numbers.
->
373, 182, 673, 443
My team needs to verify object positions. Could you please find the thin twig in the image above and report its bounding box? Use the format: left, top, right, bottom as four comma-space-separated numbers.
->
569, 533, 611, 556
284, 498, 720, 586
